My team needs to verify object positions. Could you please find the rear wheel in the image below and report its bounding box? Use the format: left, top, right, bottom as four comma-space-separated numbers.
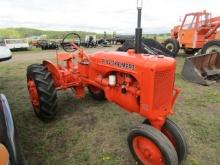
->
88, 85, 105, 100
27, 64, 58, 121
143, 118, 188, 164
128, 124, 178, 165
201, 40, 220, 54
164, 39, 180, 56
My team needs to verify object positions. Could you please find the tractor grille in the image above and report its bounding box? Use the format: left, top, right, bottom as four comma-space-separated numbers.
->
153, 70, 174, 110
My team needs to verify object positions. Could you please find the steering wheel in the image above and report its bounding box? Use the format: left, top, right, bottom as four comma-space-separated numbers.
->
61, 33, 81, 52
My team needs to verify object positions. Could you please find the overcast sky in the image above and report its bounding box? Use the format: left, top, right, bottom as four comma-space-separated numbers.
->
0, 0, 219, 34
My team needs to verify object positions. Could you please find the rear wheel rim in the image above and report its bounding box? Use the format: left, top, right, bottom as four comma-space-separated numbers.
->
133, 136, 164, 165
27, 78, 39, 110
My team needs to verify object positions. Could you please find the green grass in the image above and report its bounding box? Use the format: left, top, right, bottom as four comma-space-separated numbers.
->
0, 27, 98, 39
0, 52, 219, 165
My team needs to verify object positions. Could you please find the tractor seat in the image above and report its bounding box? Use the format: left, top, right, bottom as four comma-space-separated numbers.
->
57, 53, 73, 61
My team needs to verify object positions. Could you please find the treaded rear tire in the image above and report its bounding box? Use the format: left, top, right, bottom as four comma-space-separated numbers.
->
201, 40, 220, 54
128, 124, 178, 165
27, 64, 58, 121
164, 39, 180, 56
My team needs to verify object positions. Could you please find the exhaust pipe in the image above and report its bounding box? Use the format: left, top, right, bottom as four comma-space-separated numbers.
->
135, 0, 143, 54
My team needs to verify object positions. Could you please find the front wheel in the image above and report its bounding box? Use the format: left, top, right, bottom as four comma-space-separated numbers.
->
27, 64, 58, 121
143, 118, 188, 164
128, 124, 178, 165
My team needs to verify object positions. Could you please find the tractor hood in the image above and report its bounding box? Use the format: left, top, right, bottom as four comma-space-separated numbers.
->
89, 50, 176, 74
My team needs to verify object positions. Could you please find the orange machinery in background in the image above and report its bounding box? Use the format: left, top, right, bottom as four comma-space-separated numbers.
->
164, 11, 220, 55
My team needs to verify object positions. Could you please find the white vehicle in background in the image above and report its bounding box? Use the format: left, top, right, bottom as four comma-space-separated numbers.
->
4, 39, 30, 50
0, 46, 12, 62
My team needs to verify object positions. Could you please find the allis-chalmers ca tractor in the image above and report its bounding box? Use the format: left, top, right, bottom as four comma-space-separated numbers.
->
26, 4, 187, 165
164, 11, 220, 55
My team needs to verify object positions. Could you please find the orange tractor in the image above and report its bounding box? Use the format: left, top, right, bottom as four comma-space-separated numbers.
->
164, 11, 220, 55
26, 2, 187, 164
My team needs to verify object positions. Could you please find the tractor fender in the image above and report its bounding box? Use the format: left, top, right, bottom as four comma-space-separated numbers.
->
43, 60, 62, 87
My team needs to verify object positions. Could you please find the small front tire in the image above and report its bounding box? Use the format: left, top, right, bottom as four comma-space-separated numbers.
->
128, 124, 178, 165
143, 118, 188, 164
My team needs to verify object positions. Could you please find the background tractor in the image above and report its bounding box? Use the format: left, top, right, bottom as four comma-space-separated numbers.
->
26, 1, 187, 164
164, 10, 220, 55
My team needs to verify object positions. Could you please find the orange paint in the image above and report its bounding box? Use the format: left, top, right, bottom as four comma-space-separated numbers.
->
133, 136, 164, 165
27, 78, 39, 107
